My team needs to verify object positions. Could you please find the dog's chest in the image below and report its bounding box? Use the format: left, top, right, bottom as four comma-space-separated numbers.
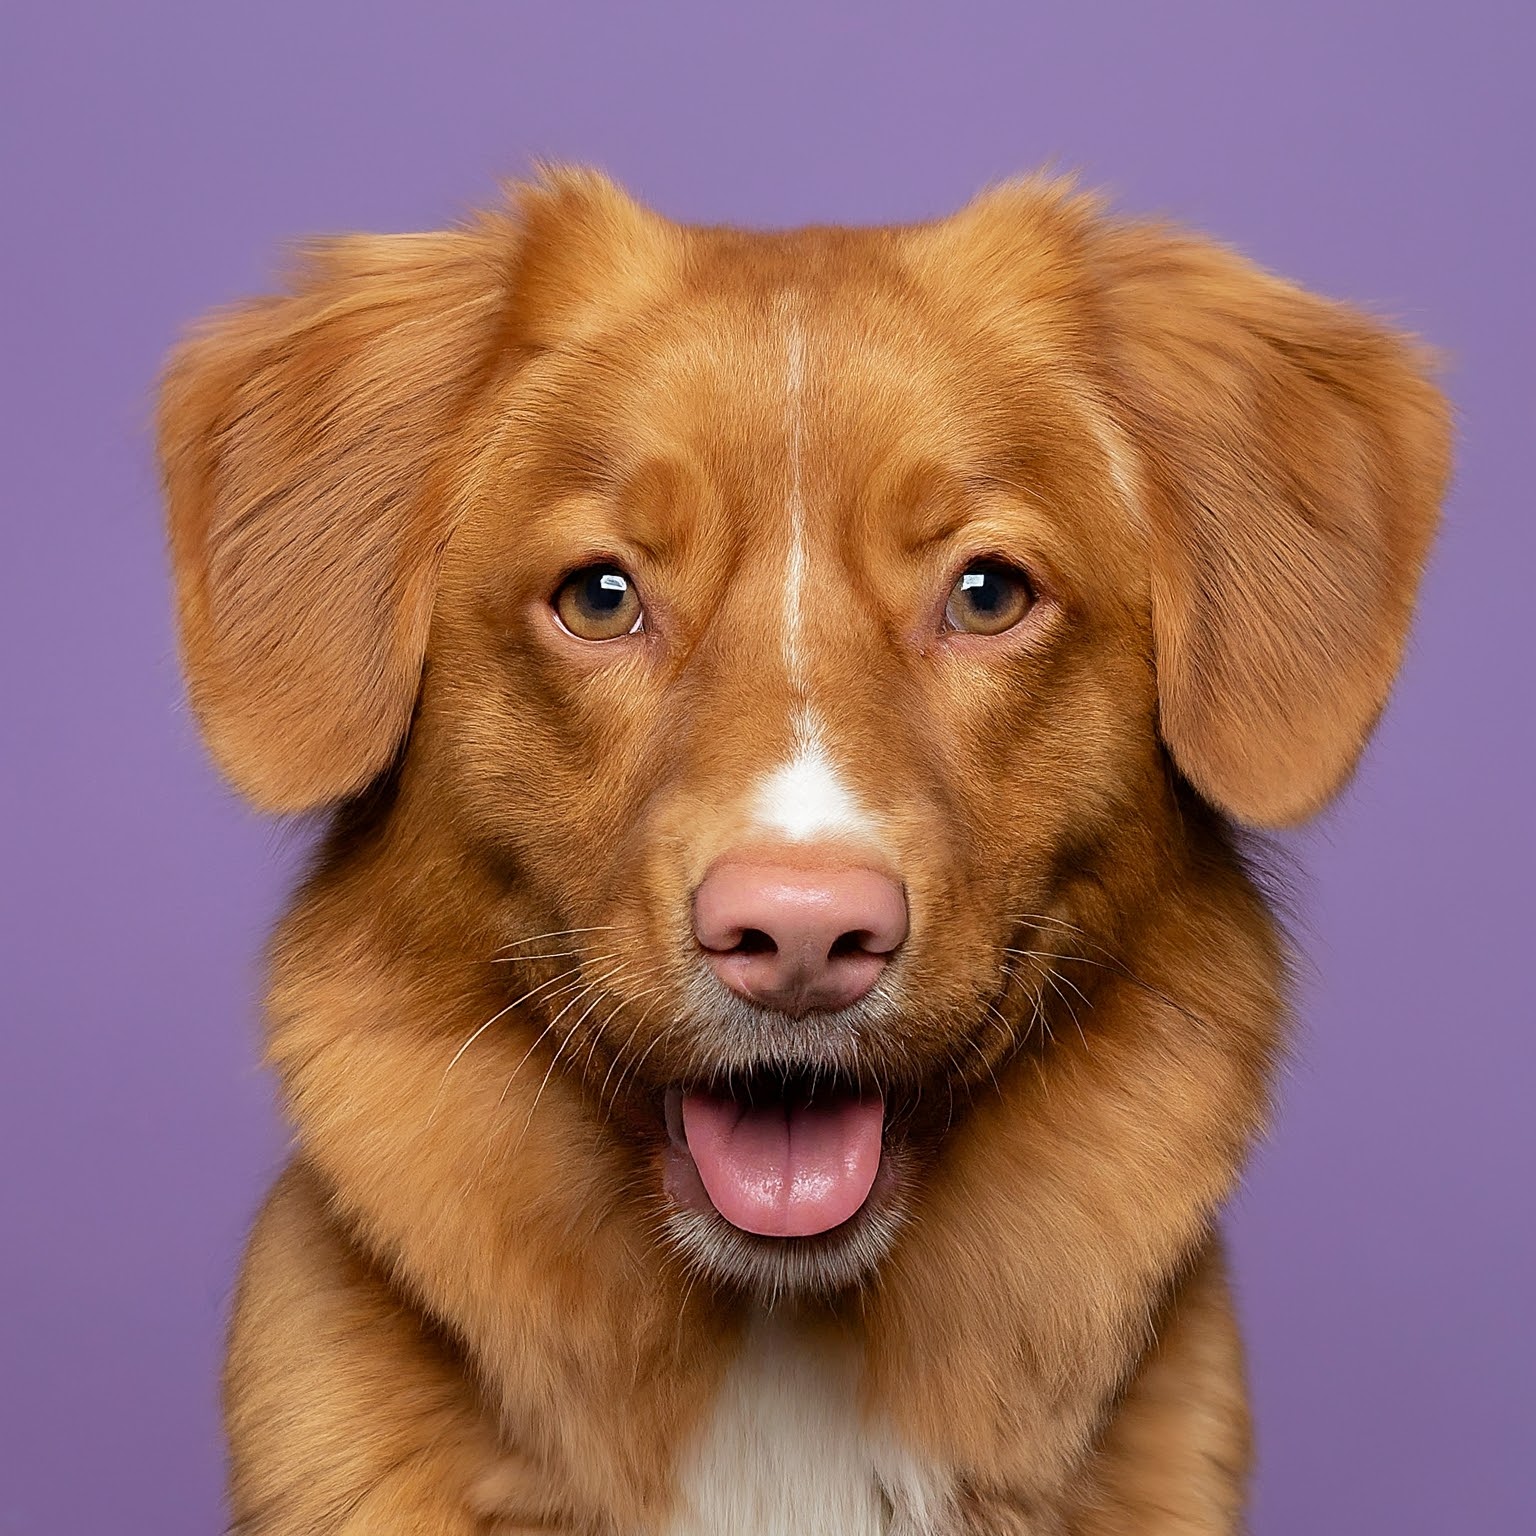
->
662, 1320, 948, 1536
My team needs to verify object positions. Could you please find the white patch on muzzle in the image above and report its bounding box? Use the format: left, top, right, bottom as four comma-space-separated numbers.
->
755, 713, 874, 841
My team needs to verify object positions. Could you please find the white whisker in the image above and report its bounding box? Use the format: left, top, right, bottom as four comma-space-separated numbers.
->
493, 925, 618, 956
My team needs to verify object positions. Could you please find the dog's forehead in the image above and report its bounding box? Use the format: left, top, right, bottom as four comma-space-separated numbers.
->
530, 283, 1039, 509
482, 218, 1139, 593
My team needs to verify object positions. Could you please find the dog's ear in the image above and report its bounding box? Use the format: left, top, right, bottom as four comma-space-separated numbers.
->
158, 226, 517, 812
1097, 225, 1451, 826
159, 172, 677, 814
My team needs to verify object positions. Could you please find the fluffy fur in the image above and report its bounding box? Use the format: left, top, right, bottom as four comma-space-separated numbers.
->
159, 168, 1449, 1533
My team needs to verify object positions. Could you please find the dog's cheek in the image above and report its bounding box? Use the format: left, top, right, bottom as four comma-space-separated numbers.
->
415, 634, 655, 906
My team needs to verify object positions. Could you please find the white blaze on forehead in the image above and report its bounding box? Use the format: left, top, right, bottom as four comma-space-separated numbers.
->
781, 296, 808, 689
747, 298, 879, 845
753, 713, 875, 842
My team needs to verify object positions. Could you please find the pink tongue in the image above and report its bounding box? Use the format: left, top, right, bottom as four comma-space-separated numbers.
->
680, 1090, 884, 1237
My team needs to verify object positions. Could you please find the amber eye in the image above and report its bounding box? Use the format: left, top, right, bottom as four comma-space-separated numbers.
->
944, 560, 1035, 635
552, 564, 644, 641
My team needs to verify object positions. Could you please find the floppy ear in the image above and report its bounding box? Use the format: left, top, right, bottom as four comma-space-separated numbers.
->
157, 226, 515, 812
1097, 226, 1452, 826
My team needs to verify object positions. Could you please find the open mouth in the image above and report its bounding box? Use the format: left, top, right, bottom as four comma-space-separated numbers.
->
663, 1071, 886, 1239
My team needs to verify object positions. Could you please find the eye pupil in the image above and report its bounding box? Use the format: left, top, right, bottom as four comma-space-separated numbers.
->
591, 570, 629, 609
945, 560, 1034, 635
554, 563, 643, 640
963, 571, 1002, 612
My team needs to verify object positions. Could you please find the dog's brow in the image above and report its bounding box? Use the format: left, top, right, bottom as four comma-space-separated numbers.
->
604, 459, 699, 565
896, 505, 975, 558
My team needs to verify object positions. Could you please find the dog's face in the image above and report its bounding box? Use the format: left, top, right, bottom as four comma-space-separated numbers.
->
160, 172, 1447, 1298
428, 247, 1169, 1292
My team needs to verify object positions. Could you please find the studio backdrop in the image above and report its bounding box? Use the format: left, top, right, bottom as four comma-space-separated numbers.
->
2, 4, 1530, 1534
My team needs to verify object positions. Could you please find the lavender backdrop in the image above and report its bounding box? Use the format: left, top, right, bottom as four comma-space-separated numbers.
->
2, 3, 1531, 1531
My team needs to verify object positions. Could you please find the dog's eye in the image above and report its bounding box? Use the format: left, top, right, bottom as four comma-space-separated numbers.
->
944, 560, 1034, 635
553, 564, 644, 641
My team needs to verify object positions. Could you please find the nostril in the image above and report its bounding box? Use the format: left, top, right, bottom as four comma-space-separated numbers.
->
735, 927, 777, 957
828, 929, 880, 961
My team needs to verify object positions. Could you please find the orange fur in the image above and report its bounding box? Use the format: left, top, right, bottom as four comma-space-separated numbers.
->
159, 168, 1448, 1534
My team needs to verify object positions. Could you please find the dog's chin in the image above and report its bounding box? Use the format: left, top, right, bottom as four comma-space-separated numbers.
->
656, 1075, 915, 1302
660, 1194, 910, 1303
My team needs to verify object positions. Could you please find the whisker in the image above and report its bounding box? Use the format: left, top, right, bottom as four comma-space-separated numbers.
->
1004, 918, 1218, 1034
976, 1002, 1011, 1096
511, 963, 636, 1155
1005, 950, 1095, 1014
1002, 962, 1056, 1049
574, 991, 636, 1090
610, 1021, 671, 1110
1004, 940, 1092, 1049
424, 959, 618, 1128
577, 965, 666, 1083
597, 983, 670, 1109
482, 953, 629, 1123
493, 924, 618, 956
1052, 973, 1090, 1049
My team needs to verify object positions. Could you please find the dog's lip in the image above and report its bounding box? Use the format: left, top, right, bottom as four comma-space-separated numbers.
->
664, 1084, 688, 1152
662, 1087, 713, 1219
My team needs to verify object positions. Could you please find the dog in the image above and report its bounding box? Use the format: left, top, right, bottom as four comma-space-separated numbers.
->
158, 168, 1448, 1534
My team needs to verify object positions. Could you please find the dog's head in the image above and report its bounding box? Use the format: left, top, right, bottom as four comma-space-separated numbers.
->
161, 171, 1447, 1297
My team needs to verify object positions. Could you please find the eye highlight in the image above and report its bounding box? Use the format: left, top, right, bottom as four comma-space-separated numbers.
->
943, 560, 1035, 636
553, 564, 644, 641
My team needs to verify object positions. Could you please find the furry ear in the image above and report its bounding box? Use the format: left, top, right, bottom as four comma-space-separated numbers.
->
1097, 226, 1452, 826
158, 227, 515, 812
505, 165, 681, 348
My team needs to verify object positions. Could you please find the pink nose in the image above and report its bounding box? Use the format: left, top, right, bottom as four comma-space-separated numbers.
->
693, 859, 909, 1015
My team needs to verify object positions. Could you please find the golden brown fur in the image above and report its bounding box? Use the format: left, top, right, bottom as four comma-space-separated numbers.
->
159, 169, 1449, 1533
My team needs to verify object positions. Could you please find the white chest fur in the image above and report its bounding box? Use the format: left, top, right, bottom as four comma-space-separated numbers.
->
663, 1318, 948, 1536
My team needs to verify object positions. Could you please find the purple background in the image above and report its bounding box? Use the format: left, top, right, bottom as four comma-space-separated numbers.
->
2, 3, 1531, 1531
